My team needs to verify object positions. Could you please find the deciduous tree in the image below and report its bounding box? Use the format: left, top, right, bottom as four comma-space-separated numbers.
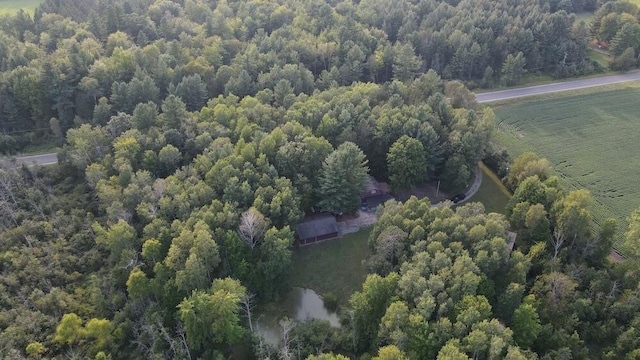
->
387, 135, 427, 192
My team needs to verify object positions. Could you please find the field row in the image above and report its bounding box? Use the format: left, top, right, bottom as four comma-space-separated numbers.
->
494, 86, 640, 256
0, 0, 42, 15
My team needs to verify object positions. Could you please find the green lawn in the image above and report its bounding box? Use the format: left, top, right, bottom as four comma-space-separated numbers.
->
289, 227, 372, 305
588, 49, 612, 68
574, 11, 594, 25
468, 163, 511, 215
493, 84, 640, 256
17, 140, 60, 155
0, 0, 42, 15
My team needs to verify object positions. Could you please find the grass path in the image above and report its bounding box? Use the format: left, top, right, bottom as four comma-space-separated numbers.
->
467, 163, 511, 214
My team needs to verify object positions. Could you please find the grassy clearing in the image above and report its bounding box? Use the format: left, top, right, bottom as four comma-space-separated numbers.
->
20, 142, 60, 155
0, 0, 42, 15
493, 84, 640, 256
288, 227, 372, 305
588, 49, 612, 68
468, 163, 511, 215
574, 11, 595, 25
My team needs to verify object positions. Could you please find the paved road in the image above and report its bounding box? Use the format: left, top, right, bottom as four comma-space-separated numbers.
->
475, 71, 640, 103
459, 163, 483, 205
4, 152, 59, 167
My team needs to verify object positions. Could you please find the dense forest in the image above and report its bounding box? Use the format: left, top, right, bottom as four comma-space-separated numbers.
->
591, 0, 640, 69
2, 0, 640, 359
0, 0, 603, 153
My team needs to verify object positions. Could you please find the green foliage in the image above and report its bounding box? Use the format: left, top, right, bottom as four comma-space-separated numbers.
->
54, 313, 113, 355
292, 319, 342, 360
593, 2, 640, 62
317, 142, 369, 214
126, 268, 149, 300
289, 228, 372, 304
610, 47, 637, 70
306, 353, 350, 360
178, 278, 246, 352
349, 273, 399, 352
624, 207, 640, 258
373, 345, 409, 360
501, 52, 527, 87
54, 313, 84, 345
495, 87, 640, 254
0, 1, 622, 359
511, 296, 541, 349
505, 152, 552, 191
165, 220, 220, 293
174, 74, 208, 112
25, 341, 46, 357
387, 135, 427, 192
323, 292, 339, 312
93, 219, 138, 263
437, 340, 471, 360
84, 318, 114, 353
392, 43, 422, 82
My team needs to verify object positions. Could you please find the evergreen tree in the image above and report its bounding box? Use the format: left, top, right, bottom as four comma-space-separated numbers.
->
317, 142, 369, 214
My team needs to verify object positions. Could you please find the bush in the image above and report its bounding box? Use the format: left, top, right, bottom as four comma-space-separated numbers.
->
323, 292, 338, 312
483, 142, 511, 179
0, 135, 18, 155
610, 47, 637, 71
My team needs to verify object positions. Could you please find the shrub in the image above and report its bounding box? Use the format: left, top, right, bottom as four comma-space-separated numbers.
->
323, 292, 338, 312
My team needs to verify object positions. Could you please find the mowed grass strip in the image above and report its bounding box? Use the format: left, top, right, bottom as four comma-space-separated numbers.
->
289, 227, 372, 305
468, 163, 512, 215
494, 85, 640, 256
0, 0, 42, 15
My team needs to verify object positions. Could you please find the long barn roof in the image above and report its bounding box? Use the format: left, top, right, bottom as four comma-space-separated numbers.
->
296, 215, 338, 240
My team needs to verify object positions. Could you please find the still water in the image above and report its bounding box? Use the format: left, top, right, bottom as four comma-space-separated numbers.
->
255, 287, 340, 346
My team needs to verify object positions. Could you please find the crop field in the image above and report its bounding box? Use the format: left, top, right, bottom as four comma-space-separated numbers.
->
494, 84, 640, 256
0, 0, 42, 15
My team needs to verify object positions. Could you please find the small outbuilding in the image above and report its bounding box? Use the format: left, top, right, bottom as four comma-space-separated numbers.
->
361, 175, 390, 199
296, 215, 339, 246
361, 194, 393, 212
360, 176, 391, 212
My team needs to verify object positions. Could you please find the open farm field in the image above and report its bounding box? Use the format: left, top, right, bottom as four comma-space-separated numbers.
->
494, 84, 640, 256
0, 0, 42, 15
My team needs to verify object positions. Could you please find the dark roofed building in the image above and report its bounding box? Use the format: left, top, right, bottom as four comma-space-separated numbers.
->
360, 176, 392, 212
296, 215, 339, 246
361, 176, 390, 199
361, 194, 393, 212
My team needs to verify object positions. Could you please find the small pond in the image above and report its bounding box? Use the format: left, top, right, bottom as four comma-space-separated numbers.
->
255, 287, 340, 346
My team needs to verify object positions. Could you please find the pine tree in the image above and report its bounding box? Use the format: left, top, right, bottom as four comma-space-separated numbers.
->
317, 142, 369, 214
